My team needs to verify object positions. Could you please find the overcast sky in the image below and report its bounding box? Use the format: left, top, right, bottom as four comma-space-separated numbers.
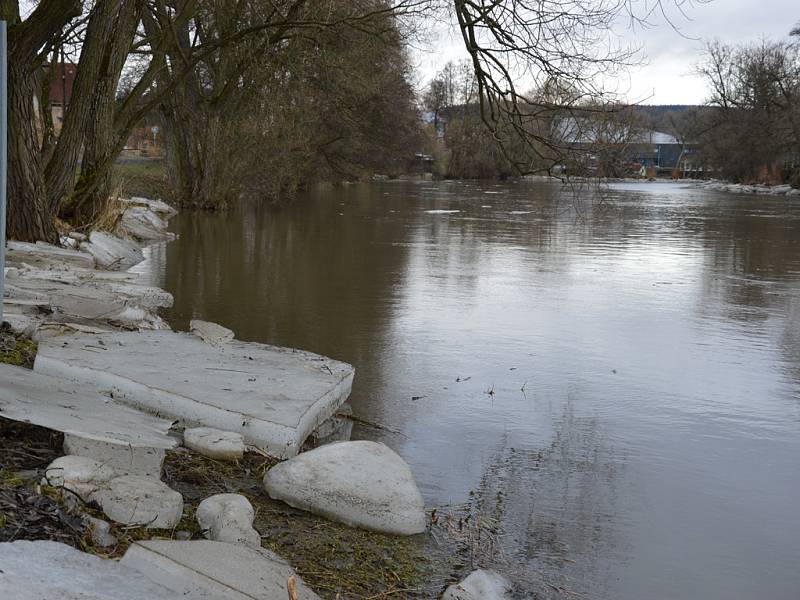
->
415, 1, 799, 105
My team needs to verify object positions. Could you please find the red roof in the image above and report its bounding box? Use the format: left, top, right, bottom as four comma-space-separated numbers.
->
47, 63, 77, 105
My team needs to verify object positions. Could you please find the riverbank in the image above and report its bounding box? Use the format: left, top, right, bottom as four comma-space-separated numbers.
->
0, 417, 459, 597
0, 198, 502, 598
693, 179, 800, 196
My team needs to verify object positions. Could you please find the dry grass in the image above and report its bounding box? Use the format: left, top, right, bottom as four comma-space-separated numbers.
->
88, 190, 126, 234
163, 450, 450, 599
111, 159, 168, 200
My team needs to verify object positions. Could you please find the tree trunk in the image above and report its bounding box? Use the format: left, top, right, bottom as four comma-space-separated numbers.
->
6, 61, 57, 242
1, 0, 81, 241
49, 0, 139, 221
161, 85, 202, 205
163, 108, 232, 209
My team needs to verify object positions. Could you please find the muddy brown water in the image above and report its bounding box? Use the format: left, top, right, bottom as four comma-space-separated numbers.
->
140, 180, 800, 599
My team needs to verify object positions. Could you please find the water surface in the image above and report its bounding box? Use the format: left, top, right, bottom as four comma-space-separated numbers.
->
145, 180, 800, 599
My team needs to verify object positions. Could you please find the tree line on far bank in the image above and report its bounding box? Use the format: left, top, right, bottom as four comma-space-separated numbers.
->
3, 1, 749, 243
425, 28, 800, 186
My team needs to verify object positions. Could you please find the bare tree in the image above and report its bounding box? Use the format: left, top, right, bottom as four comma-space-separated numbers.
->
145, 0, 422, 209
698, 39, 800, 183
424, 75, 448, 130
451, 0, 707, 173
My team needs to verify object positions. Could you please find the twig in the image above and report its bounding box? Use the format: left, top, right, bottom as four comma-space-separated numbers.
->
334, 412, 406, 437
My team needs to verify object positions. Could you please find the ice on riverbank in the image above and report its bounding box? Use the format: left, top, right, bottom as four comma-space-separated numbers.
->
3, 272, 169, 330
0, 363, 178, 458
0, 540, 182, 599
3, 196, 176, 334
35, 330, 355, 458
42, 455, 116, 501
80, 231, 144, 270
184, 427, 245, 460
120, 540, 322, 599
695, 179, 800, 197
6, 240, 95, 270
122, 196, 178, 218
442, 569, 513, 600
196, 493, 260, 547
263, 440, 426, 535
0, 538, 322, 599
118, 206, 176, 242
189, 319, 234, 345
89, 475, 184, 529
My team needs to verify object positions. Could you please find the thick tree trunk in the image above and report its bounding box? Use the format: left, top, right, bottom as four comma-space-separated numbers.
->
6, 62, 57, 242
162, 97, 200, 204
162, 104, 232, 209
49, 0, 139, 221
0, 0, 81, 241
164, 107, 240, 209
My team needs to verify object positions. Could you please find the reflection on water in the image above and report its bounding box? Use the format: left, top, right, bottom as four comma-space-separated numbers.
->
145, 181, 800, 599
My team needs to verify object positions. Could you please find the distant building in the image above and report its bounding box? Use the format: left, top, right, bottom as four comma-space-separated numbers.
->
46, 63, 77, 133
628, 130, 699, 173
554, 116, 702, 176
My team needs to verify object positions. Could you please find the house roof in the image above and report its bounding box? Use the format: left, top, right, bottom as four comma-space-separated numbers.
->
554, 117, 682, 145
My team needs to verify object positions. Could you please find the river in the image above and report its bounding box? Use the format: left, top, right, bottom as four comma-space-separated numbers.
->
144, 180, 800, 599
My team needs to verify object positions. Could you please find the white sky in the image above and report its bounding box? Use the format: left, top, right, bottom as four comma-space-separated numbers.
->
413, 0, 799, 105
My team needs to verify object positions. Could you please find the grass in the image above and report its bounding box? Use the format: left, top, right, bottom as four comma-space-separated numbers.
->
0, 325, 37, 368
163, 450, 458, 599
111, 158, 168, 200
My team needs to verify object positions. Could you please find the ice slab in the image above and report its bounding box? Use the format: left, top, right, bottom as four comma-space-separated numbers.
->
80, 231, 144, 270
5, 241, 95, 269
35, 331, 355, 457
90, 475, 184, 528
184, 427, 245, 460
263, 441, 426, 535
121, 540, 321, 599
43, 455, 116, 499
119, 206, 175, 242
0, 540, 181, 600
4, 276, 167, 329
190, 319, 234, 345
63, 433, 167, 477
196, 493, 260, 547
0, 363, 178, 453
33, 322, 113, 342
123, 196, 178, 217
1, 310, 42, 335
441, 569, 513, 600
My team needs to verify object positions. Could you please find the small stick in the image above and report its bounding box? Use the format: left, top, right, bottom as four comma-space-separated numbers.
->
287, 575, 298, 600
335, 412, 406, 437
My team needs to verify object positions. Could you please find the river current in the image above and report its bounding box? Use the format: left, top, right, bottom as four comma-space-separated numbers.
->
144, 180, 800, 599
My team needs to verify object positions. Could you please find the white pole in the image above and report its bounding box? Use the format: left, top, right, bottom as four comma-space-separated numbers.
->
0, 21, 7, 326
